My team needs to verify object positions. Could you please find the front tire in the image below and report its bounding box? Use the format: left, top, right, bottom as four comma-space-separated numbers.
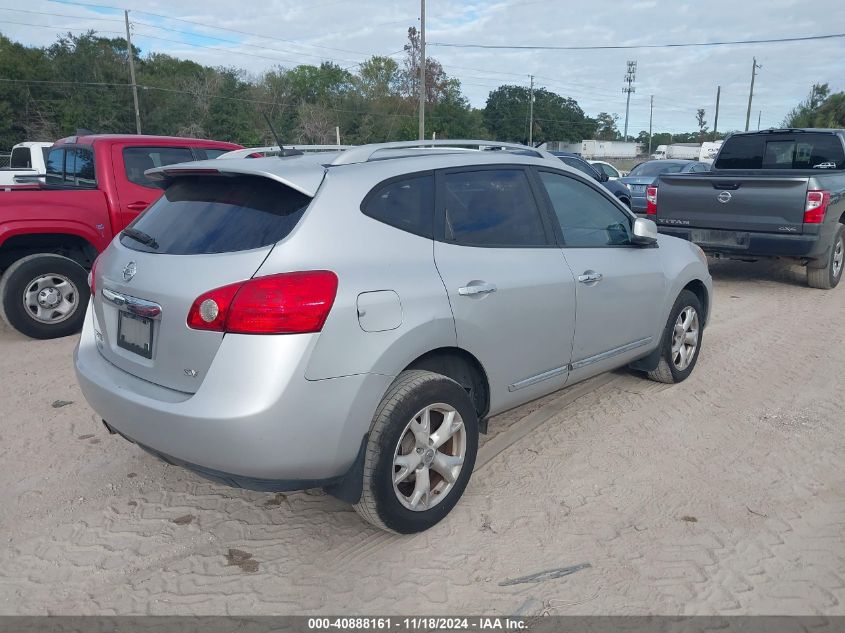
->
354, 370, 479, 534
0, 254, 90, 339
646, 289, 703, 384
807, 224, 844, 290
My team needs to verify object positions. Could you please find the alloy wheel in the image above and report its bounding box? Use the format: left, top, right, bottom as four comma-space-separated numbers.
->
671, 306, 699, 371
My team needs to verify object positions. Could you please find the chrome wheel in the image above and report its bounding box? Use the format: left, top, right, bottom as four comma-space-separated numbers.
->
671, 306, 699, 371
392, 403, 466, 512
833, 237, 844, 279
23, 274, 79, 324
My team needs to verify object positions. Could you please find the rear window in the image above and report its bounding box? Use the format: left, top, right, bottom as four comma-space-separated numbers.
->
715, 133, 845, 169
45, 147, 96, 187
628, 162, 687, 177
120, 175, 311, 255
9, 147, 32, 169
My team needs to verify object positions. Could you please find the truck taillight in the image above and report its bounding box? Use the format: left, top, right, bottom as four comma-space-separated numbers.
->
646, 186, 658, 215
187, 271, 338, 334
88, 255, 100, 295
804, 189, 830, 224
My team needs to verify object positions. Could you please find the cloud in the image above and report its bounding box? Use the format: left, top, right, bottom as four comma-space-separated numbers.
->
1, 0, 843, 134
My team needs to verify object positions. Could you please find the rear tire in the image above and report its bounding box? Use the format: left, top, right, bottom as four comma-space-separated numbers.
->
354, 370, 478, 534
646, 290, 703, 384
0, 254, 89, 339
807, 225, 844, 290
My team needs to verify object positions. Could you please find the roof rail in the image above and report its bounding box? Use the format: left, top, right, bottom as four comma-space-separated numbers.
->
330, 139, 555, 166
218, 145, 353, 159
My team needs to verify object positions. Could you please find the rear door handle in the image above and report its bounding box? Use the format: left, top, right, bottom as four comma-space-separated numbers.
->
458, 282, 497, 296
127, 201, 149, 211
577, 272, 603, 283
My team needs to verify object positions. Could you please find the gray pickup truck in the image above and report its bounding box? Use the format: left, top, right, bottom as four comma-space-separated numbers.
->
649, 129, 845, 288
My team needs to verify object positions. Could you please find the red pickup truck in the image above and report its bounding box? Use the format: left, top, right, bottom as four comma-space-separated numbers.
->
0, 134, 241, 338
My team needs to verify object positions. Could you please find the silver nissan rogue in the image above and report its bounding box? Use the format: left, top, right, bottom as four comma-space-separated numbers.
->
75, 140, 712, 533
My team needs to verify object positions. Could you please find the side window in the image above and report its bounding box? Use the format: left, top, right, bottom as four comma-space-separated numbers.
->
45, 148, 65, 185
123, 147, 195, 188
561, 157, 599, 179
362, 174, 434, 239
597, 163, 619, 178
66, 148, 96, 187
538, 171, 632, 248
442, 169, 548, 247
9, 147, 32, 169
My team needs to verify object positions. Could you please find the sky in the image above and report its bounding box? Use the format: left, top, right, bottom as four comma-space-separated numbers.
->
1, 0, 844, 135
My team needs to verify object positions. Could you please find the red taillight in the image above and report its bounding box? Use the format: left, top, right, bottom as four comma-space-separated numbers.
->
187, 271, 338, 334
88, 255, 100, 295
804, 189, 830, 224
646, 185, 658, 215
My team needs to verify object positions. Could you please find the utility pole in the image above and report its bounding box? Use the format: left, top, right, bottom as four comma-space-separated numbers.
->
713, 85, 720, 140
418, 0, 425, 140
648, 94, 653, 156
125, 10, 141, 134
528, 75, 534, 146
622, 61, 636, 141
744, 57, 761, 132
757, 110, 762, 131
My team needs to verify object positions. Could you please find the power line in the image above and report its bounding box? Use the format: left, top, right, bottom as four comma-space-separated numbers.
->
430, 32, 845, 50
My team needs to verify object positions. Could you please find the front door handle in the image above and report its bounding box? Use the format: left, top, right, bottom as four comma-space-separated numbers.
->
458, 282, 497, 296
577, 272, 603, 284
127, 201, 149, 211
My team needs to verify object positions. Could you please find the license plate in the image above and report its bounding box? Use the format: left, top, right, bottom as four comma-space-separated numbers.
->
630, 184, 646, 193
117, 311, 154, 359
690, 229, 749, 248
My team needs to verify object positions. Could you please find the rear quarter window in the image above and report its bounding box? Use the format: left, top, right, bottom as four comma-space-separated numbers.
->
120, 175, 311, 255
361, 174, 434, 239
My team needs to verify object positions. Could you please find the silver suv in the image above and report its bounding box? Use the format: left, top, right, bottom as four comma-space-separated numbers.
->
75, 140, 712, 534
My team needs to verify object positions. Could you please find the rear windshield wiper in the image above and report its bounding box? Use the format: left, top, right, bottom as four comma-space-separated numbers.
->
121, 227, 159, 250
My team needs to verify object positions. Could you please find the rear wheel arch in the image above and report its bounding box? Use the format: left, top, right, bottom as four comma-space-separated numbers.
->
0, 233, 98, 274
404, 347, 490, 420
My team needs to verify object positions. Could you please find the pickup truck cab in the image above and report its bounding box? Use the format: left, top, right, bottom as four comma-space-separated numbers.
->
650, 129, 845, 289
0, 134, 241, 338
0, 142, 52, 186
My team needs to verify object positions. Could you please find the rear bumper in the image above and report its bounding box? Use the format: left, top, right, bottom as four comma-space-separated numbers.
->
74, 305, 392, 483
658, 227, 826, 260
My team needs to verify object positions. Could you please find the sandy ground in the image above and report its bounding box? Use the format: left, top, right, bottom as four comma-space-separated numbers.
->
0, 258, 843, 616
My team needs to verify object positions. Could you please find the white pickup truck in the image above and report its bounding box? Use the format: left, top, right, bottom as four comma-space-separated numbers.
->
0, 142, 53, 186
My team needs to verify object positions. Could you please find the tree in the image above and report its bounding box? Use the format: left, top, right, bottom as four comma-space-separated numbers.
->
696, 108, 708, 142
783, 83, 830, 127
594, 112, 620, 140
484, 85, 594, 143
401, 27, 459, 105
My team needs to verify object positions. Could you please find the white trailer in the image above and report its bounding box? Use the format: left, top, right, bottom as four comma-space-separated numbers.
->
699, 141, 723, 164
579, 140, 638, 159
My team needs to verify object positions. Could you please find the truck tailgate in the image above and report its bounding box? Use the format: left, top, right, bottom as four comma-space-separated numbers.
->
657, 174, 809, 233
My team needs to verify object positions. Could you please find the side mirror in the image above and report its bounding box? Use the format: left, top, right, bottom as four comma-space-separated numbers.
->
631, 217, 658, 246
598, 171, 609, 182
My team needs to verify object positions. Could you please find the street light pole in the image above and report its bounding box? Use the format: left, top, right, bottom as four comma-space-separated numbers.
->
418, 0, 426, 140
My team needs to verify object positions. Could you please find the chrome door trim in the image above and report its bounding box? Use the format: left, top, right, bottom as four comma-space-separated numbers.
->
570, 336, 652, 371
508, 365, 569, 392
101, 288, 163, 320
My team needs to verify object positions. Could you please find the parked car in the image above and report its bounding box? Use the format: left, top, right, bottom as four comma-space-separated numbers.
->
0, 134, 242, 339
75, 139, 712, 534
620, 160, 710, 214
550, 151, 632, 207
589, 160, 622, 180
650, 128, 845, 289
0, 142, 52, 186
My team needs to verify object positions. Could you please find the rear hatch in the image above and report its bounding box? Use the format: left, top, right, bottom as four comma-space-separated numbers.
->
657, 174, 809, 233
91, 169, 319, 393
